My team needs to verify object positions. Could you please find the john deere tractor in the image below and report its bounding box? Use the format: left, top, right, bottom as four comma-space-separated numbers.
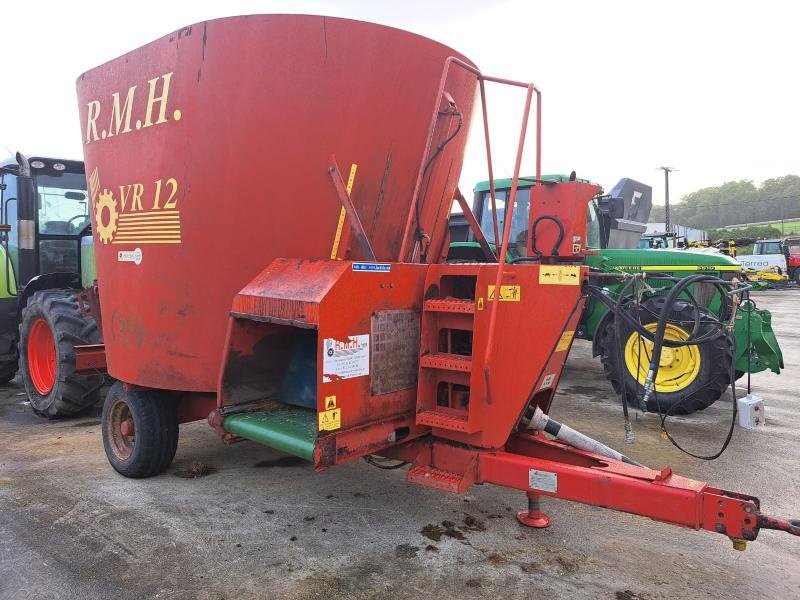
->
0, 153, 102, 417
449, 175, 782, 415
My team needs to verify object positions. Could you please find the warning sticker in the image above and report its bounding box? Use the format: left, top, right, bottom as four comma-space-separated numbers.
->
325, 395, 337, 409
477, 297, 485, 310
318, 408, 341, 431
487, 285, 521, 302
323, 335, 370, 383
555, 330, 575, 352
539, 265, 581, 286
539, 373, 556, 390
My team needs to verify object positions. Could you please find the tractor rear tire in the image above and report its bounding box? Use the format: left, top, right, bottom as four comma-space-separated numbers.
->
599, 298, 733, 415
0, 358, 17, 383
102, 381, 179, 478
19, 290, 103, 418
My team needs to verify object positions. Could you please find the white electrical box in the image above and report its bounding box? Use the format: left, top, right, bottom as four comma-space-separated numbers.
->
737, 394, 765, 429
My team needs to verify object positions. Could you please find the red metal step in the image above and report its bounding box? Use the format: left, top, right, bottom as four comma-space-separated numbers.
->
407, 464, 470, 493
419, 352, 472, 373
423, 298, 476, 314
416, 409, 480, 433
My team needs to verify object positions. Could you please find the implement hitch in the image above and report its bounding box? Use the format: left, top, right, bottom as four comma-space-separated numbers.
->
390, 426, 799, 551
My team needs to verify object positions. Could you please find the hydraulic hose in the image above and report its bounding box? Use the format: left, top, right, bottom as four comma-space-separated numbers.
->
638, 275, 731, 409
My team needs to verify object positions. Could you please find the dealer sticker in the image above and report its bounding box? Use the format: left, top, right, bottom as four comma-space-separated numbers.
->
117, 247, 143, 265
323, 334, 370, 382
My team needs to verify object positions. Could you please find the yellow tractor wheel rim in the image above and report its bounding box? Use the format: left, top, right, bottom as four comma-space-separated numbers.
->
624, 323, 701, 393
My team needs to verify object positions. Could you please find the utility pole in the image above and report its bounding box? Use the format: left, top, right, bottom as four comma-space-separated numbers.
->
659, 166, 676, 234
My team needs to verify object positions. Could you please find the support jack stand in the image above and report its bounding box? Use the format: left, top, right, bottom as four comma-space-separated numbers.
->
516, 492, 551, 528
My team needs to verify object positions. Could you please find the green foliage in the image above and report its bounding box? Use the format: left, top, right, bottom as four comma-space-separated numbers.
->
707, 224, 783, 243
649, 175, 800, 229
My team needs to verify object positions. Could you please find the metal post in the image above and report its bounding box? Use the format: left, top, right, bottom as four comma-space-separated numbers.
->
659, 166, 674, 234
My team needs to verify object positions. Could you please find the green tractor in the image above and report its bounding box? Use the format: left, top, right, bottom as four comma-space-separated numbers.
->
448, 175, 783, 415
0, 153, 102, 418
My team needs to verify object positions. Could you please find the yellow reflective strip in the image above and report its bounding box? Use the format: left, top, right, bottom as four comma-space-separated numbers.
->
613, 265, 740, 271
330, 163, 358, 259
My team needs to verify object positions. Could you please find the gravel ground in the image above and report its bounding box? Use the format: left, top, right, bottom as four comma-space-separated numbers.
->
1, 290, 798, 600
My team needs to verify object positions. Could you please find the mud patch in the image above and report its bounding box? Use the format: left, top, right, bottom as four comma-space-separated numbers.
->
71, 420, 101, 427
419, 521, 466, 542
616, 592, 646, 600
253, 456, 305, 468
466, 578, 482, 588
462, 513, 486, 532
394, 544, 419, 559
173, 461, 216, 479
486, 552, 507, 566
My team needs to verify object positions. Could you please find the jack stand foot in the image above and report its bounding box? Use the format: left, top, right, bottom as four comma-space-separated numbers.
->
516, 493, 551, 528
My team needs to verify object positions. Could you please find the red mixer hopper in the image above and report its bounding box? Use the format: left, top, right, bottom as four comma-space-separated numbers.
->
77, 15, 477, 391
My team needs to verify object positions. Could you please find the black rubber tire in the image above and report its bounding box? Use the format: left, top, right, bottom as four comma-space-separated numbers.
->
19, 290, 103, 419
102, 381, 179, 478
0, 359, 17, 383
599, 298, 733, 415
793, 269, 800, 286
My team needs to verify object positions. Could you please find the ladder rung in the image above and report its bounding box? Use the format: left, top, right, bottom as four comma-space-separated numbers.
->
407, 464, 468, 493
416, 409, 476, 432
423, 298, 476, 314
419, 352, 472, 372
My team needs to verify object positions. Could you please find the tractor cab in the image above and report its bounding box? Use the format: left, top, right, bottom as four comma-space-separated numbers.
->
0, 154, 90, 290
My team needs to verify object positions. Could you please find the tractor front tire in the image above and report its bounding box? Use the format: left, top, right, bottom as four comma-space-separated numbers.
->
102, 382, 179, 478
599, 299, 733, 415
19, 290, 103, 418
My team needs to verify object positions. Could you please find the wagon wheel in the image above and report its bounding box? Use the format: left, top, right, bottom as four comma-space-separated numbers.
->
102, 381, 179, 478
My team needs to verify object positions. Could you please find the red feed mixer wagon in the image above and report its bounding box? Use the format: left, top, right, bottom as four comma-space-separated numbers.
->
75, 14, 798, 549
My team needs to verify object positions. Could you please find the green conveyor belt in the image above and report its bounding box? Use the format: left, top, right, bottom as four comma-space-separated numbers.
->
223, 407, 317, 461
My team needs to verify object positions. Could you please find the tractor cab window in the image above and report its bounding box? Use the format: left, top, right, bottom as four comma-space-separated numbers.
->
586, 202, 600, 249
478, 188, 532, 247
34, 169, 88, 275
0, 171, 19, 289
35, 171, 90, 235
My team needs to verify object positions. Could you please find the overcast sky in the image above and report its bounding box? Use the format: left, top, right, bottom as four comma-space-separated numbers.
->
2, 0, 797, 207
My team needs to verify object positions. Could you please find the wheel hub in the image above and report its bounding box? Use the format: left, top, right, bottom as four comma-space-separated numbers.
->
108, 399, 135, 460
624, 323, 701, 393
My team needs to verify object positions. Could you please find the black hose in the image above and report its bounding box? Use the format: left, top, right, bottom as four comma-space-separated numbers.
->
588, 273, 745, 460
530, 215, 565, 258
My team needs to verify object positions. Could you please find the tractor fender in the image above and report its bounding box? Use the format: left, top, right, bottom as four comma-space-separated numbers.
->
17, 272, 80, 322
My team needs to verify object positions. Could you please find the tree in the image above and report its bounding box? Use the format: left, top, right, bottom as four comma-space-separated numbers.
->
648, 175, 800, 229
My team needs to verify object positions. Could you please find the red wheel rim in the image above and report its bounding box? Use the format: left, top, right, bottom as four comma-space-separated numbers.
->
28, 318, 57, 395
108, 398, 135, 460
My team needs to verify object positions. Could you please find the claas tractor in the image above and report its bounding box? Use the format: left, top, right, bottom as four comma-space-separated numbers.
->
71, 15, 798, 548
449, 176, 782, 415
0, 154, 102, 417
